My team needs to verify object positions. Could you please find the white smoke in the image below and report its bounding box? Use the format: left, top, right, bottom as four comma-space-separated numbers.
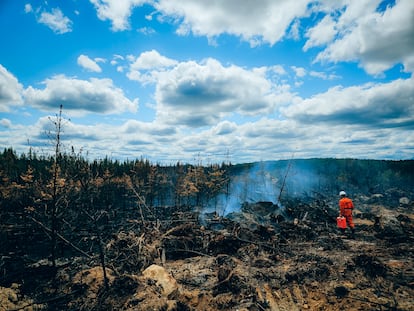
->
204, 160, 320, 217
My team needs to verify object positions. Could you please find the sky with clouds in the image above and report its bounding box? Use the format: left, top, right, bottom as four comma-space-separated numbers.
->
0, 0, 413, 164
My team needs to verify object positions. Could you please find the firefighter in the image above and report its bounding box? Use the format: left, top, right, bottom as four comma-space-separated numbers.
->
339, 191, 355, 238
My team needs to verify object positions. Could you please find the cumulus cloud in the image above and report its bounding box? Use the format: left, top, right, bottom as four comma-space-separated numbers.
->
154, 0, 310, 46
153, 58, 290, 127
77, 55, 102, 72
89, 0, 311, 44
0, 118, 12, 128
38, 8, 73, 34
127, 50, 178, 83
24, 75, 138, 115
0, 65, 24, 112
307, 0, 414, 74
88, 0, 310, 45
89, 0, 148, 31
130, 50, 178, 70
282, 76, 414, 129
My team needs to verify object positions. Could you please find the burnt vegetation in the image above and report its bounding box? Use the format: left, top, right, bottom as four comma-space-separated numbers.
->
1, 145, 414, 310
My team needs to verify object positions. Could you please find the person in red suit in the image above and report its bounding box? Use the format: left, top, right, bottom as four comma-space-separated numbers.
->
339, 191, 355, 238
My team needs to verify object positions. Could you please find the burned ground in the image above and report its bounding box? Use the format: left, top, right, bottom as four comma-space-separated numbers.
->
1, 192, 414, 311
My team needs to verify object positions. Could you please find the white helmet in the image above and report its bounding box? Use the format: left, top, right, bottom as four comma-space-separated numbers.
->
339, 191, 346, 196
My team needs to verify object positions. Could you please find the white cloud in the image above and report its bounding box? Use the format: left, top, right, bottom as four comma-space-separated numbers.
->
24, 4, 33, 13
154, 58, 290, 127
87, 0, 413, 76
0, 118, 12, 128
0, 65, 24, 112
124, 51, 294, 128
38, 8, 73, 34
287, 19, 301, 40
127, 50, 178, 83
94, 58, 106, 63
212, 120, 238, 135
309, 0, 414, 74
303, 14, 336, 51
24, 75, 138, 115
291, 66, 306, 78
113, 54, 124, 60
110, 54, 124, 66
137, 27, 156, 35
282, 76, 414, 129
130, 50, 178, 70
89, 0, 149, 31
268, 65, 287, 76
154, 0, 310, 46
77, 55, 102, 72
309, 71, 339, 80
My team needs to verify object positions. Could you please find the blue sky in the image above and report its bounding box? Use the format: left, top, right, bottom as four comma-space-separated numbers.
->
0, 0, 413, 164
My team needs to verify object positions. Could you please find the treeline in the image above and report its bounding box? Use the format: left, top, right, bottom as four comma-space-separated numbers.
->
2, 148, 414, 215
254, 158, 414, 196
228, 158, 414, 202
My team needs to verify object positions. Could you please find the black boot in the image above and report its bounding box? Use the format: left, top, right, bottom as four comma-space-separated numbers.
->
350, 228, 355, 239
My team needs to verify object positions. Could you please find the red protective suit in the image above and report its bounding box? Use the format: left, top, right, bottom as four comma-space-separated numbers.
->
339, 197, 355, 229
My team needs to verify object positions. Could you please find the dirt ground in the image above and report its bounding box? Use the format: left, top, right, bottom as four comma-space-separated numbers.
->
1, 199, 414, 311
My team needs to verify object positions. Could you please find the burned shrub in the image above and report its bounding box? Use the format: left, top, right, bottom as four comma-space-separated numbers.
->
106, 231, 159, 274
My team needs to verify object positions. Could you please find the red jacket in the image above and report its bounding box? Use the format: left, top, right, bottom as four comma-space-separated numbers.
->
339, 197, 354, 216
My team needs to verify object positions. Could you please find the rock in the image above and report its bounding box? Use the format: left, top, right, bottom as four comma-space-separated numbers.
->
142, 264, 179, 297
0, 284, 44, 310
369, 193, 384, 203
399, 197, 410, 206
374, 212, 405, 238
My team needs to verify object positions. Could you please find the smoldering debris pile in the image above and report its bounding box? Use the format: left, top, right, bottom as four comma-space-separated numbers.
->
1, 199, 414, 311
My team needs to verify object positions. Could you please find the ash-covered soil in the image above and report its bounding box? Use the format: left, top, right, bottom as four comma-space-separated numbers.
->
1, 198, 414, 311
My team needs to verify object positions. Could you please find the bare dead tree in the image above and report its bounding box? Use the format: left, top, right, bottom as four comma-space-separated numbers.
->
49, 104, 64, 268
277, 154, 294, 204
